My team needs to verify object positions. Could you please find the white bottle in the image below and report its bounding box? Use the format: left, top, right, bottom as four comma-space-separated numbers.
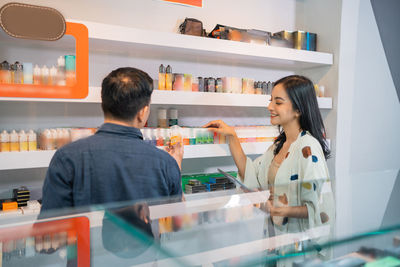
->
33, 64, 41, 85
0, 130, 10, 152
57, 56, 66, 86
27, 130, 37, 151
18, 130, 28, 151
50, 66, 58, 86
41, 65, 50, 85
9, 130, 19, 151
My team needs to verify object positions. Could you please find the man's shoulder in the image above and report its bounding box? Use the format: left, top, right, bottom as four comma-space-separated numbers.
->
54, 135, 97, 157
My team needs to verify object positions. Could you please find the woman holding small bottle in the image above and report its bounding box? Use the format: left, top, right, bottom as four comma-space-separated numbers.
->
204, 75, 334, 262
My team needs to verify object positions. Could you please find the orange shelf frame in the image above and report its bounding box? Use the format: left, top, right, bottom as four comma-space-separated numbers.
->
0, 22, 89, 99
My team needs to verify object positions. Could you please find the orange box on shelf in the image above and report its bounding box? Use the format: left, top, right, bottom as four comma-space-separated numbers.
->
0, 22, 89, 99
2, 201, 18, 211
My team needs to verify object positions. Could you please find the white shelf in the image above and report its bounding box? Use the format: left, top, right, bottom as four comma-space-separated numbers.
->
0, 88, 333, 109
0, 20, 332, 69
0, 139, 331, 170
76, 20, 333, 69
0, 150, 55, 170
0, 142, 271, 170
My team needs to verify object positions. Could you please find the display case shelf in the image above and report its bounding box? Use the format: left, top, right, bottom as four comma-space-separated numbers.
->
0, 88, 333, 108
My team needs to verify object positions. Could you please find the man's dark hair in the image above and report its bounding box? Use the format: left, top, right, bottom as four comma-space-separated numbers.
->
101, 67, 153, 122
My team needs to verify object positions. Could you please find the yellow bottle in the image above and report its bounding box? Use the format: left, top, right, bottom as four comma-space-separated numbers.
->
158, 64, 166, 90
9, 130, 19, 152
0, 130, 10, 152
165, 65, 173, 91
19, 130, 28, 151
28, 130, 37, 151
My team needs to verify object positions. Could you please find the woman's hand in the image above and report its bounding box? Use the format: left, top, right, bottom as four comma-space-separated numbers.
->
203, 120, 236, 137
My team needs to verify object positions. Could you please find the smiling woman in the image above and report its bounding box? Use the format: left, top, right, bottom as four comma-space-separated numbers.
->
203, 75, 335, 263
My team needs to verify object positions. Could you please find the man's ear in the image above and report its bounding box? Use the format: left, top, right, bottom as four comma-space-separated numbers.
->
137, 105, 150, 123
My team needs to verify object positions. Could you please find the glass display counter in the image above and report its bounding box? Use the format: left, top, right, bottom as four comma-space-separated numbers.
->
0, 190, 399, 266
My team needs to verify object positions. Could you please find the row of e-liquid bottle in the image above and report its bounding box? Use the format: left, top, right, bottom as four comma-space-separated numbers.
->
141, 126, 216, 147
0, 128, 96, 152
0, 55, 76, 86
0, 130, 37, 152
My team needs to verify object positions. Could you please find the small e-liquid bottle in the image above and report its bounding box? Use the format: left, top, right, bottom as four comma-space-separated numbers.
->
65, 55, 76, 86
158, 64, 166, 90
169, 109, 178, 126
0, 61, 11, 84
19, 130, 28, 151
156, 128, 164, 147
165, 65, 173, 90
23, 62, 33, 84
163, 128, 170, 145
27, 130, 37, 151
158, 108, 168, 128
256, 81, 262, 95
262, 81, 268, 95
33, 65, 41, 85
9, 130, 19, 151
189, 128, 196, 145
216, 78, 223, 93
13, 61, 24, 84
198, 77, 204, 92
50, 129, 58, 149
41, 65, 50, 85
182, 128, 190, 146
170, 125, 182, 146
49, 66, 58, 86
207, 78, 215, 92
57, 56, 66, 86
0, 130, 11, 152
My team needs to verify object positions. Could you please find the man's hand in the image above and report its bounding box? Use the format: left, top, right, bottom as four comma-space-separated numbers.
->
166, 141, 184, 170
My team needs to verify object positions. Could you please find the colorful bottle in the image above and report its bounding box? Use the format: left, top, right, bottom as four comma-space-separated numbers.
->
156, 128, 164, 147
158, 64, 166, 90
182, 128, 190, 146
27, 130, 37, 151
0, 130, 10, 152
65, 55, 76, 86
9, 130, 19, 151
158, 108, 168, 128
41, 65, 50, 85
23, 62, 33, 84
169, 109, 178, 126
189, 128, 196, 145
18, 130, 28, 151
165, 65, 173, 90
0, 61, 11, 84
57, 56, 66, 86
13, 61, 24, 84
170, 125, 182, 146
33, 64, 41, 85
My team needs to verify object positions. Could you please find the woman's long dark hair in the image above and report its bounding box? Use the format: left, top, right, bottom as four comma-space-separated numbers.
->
273, 75, 331, 159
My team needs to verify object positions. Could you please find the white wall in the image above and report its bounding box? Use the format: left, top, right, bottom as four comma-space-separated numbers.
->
335, 0, 400, 255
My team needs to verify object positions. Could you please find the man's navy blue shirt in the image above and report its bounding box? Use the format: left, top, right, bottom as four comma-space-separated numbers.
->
41, 123, 182, 212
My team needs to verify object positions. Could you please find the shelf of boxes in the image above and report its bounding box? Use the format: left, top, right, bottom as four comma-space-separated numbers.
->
0, 88, 333, 109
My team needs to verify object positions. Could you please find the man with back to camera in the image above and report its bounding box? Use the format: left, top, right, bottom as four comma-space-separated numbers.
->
40, 67, 183, 213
